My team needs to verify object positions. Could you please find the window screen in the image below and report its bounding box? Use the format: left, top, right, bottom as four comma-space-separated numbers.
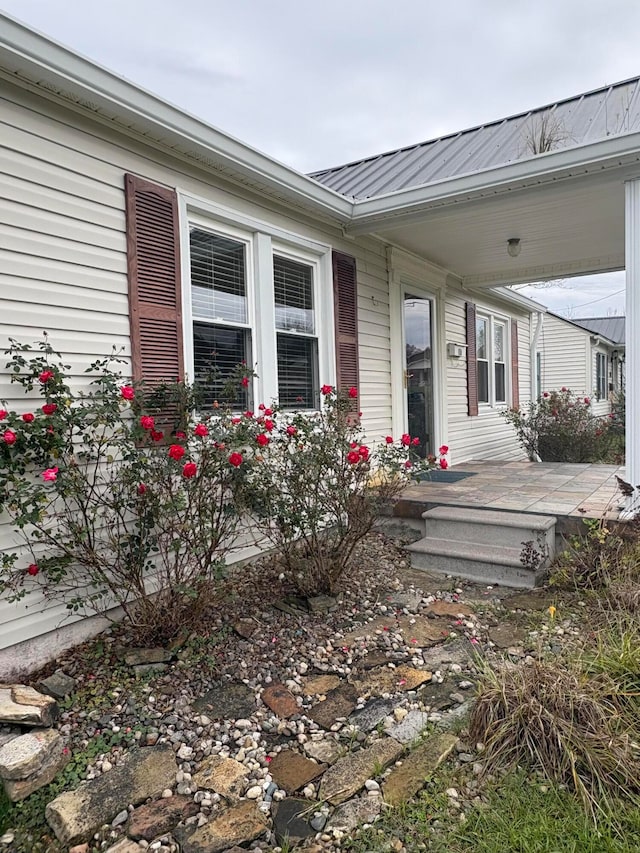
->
476, 316, 489, 403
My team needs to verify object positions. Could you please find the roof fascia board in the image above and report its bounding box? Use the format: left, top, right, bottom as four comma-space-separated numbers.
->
0, 13, 354, 222
347, 133, 640, 232
465, 284, 545, 314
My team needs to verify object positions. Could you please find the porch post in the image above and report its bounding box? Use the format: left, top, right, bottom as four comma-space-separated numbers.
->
623, 178, 640, 517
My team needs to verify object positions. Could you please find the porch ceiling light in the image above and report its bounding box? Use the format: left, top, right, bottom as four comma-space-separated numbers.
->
507, 238, 521, 258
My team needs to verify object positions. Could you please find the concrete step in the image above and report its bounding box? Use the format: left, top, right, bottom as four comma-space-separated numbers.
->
407, 537, 537, 589
422, 506, 557, 557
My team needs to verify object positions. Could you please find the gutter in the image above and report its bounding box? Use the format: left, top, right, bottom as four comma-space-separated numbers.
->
531, 312, 544, 401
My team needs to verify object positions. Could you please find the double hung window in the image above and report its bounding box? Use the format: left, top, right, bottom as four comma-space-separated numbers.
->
476, 313, 508, 406
596, 352, 607, 400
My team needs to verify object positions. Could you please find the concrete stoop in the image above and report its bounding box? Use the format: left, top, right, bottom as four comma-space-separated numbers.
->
407, 506, 557, 589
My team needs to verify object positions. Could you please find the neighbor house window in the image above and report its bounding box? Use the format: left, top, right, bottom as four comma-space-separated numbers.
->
273, 254, 319, 410
536, 351, 542, 399
189, 227, 252, 408
476, 312, 509, 406
596, 352, 607, 400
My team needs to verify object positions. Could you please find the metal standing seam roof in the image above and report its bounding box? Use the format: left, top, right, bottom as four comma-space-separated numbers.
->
571, 316, 626, 345
310, 76, 640, 199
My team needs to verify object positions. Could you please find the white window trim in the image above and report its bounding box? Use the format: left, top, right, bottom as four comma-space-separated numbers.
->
476, 309, 511, 409
177, 192, 335, 409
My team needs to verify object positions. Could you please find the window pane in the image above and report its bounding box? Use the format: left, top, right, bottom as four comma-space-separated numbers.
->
476, 317, 487, 360
190, 229, 247, 324
193, 321, 250, 408
478, 360, 489, 403
277, 333, 319, 409
494, 323, 505, 362
495, 363, 506, 402
274, 256, 315, 333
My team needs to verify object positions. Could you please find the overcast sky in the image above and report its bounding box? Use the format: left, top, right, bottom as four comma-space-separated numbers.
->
1, 0, 635, 316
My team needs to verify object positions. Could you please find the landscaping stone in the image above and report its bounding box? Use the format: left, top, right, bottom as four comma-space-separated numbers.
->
438, 699, 474, 729
341, 615, 392, 645
488, 623, 529, 649
45, 743, 177, 844
308, 684, 358, 729
123, 648, 173, 666
268, 750, 327, 793
192, 682, 255, 720
303, 739, 342, 765
307, 594, 339, 613
261, 683, 300, 718
175, 800, 267, 853
36, 670, 76, 700
0, 685, 57, 727
386, 710, 430, 744
0, 727, 20, 750
320, 738, 403, 805
192, 754, 247, 799
272, 798, 318, 845
353, 665, 432, 697
421, 639, 473, 669
425, 600, 474, 618
128, 795, 199, 841
418, 681, 455, 711
396, 615, 448, 647
326, 796, 381, 832
233, 618, 258, 639
503, 589, 555, 611
133, 663, 168, 677
302, 674, 341, 695
349, 698, 395, 732
385, 590, 422, 612
382, 732, 458, 806
104, 841, 144, 853
0, 727, 64, 780
356, 650, 393, 670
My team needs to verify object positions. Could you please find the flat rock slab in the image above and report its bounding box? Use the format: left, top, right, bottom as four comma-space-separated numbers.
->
123, 648, 173, 666
176, 800, 267, 853
355, 650, 393, 670
268, 750, 326, 793
308, 684, 358, 729
488, 623, 529, 649
319, 737, 403, 805
383, 732, 458, 806
2, 730, 68, 801
303, 738, 342, 765
425, 600, 474, 618
421, 639, 473, 669
261, 683, 299, 718
192, 755, 247, 799
386, 710, 431, 744
341, 616, 393, 645
349, 698, 395, 732
326, 796, 381, 832
353, 665, 432, 697
418, 680, 456, 712
0, 727, 63, 780
384, 590, 423, 613
273, 797, 318, 844
233, 618, 258, 640
36, 671, 76, 700
307, 595, 339, 613
128, 795, 199, 841
45, 744, 176, 845
396, 616, 448, 648
302, 675, 341, 696
0, 686, 57, 727
105, 841, 144, 853
503, 589, 555, 611
192, 682, 255, 720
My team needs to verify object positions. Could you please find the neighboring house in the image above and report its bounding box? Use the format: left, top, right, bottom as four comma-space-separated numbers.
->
536, 312, 625, 415
1, 13, 640, 671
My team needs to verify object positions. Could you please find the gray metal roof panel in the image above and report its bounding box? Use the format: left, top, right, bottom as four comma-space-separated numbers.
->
311, 77, 640, 198
571, 316, 626, 344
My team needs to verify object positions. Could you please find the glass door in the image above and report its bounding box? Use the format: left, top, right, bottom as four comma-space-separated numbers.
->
403, 293, 435, 458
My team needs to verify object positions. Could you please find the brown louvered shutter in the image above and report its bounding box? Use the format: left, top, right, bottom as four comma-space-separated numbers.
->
125, 174, 184, 385
511, 320, 520, 409
332, 251, 360, 410
466, 301, 478, 416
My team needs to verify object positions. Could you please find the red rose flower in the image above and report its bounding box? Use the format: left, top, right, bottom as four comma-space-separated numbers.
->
182, 461, 197, 478
42, 403, 57, 415
347, 450, 360, 464
241, 376, 250, 388
263, 418, 274, 432
245, 411, 254, 419
26, 563, 39, 576
194, 423, 208, 437
258, 403, 265, 411
39, 370, 54, 384
42, 467, 59, 482
404, 459, 413, 469
231, 416, 242, 424
151, 430, 164, 442
348, 386, 358, 398
358, 445, 370, 460
2, 429, 16, 445
542, 392, 549, 398
120, 385, 135, 400
439, 458, 449, 470
137, 483, 147, 495
350, 441, 358, 449
286, 425, 297, 436
385, 436, 394, 444
321, 384, 333, 395
0, 410, 8, 420
438, 444, 449, 455
256, 433, 269, 447
229, 452, 243, 467
584, 397, 590, 405
175, 430, 186, 440
561, 386, 568, 392
401, 433, 411, 446
412, 437, 420, 446
22, 413, 35, 423
140, 415, 155, 430
168, 444, 185, 461
264, 408, 273, 416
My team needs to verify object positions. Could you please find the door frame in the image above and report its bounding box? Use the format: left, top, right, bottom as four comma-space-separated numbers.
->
388, 248, 447, 453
